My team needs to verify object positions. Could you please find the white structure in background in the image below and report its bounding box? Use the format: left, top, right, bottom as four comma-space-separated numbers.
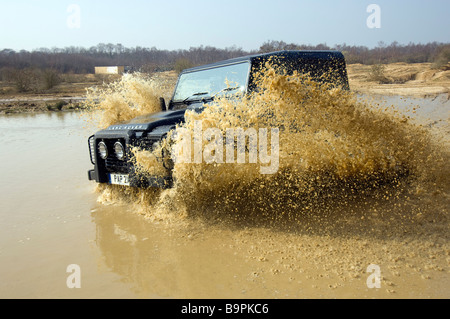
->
94, 66, 126, 75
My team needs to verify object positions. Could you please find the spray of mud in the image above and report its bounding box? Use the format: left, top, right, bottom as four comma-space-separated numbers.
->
83, 66, 450, 296
83, 72, 167, 129
84, 66, 449, 226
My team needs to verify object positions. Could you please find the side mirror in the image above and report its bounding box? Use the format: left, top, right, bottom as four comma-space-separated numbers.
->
159, 97, 166, 111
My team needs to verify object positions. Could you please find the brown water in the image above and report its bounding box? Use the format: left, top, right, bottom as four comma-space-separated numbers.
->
1, 89, 449, 298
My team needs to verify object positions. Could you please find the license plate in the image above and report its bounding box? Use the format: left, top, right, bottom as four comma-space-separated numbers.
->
109, 173, 130, 186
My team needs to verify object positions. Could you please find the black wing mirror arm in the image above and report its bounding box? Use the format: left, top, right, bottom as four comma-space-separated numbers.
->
159, 97, 166, 111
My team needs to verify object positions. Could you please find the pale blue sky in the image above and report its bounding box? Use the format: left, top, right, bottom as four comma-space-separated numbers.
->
0, 0, 449, 51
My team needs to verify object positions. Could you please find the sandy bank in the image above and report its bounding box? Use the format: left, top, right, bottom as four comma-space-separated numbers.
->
348, 62, 450, 99
1, 64, 449, 114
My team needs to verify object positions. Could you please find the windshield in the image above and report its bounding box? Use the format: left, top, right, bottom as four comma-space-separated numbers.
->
172, 61, 250, 102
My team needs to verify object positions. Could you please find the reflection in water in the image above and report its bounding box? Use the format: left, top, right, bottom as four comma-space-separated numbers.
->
0, 94, 448, 298
0, 111, 100, 298
90, 203, 254, 298
88, 92, 449, 299
89, 174, 449, 298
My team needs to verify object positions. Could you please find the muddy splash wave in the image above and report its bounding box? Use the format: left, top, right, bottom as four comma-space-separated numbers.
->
83, 72, 169, 129
84, 67, 450, 226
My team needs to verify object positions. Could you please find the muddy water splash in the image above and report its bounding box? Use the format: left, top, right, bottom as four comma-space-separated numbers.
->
85, 67, 449, 226
83, 67, 450, 297
83, 72, 167, 129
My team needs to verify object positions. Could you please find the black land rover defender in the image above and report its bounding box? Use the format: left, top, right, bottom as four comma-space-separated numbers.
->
87, 50, 349, 189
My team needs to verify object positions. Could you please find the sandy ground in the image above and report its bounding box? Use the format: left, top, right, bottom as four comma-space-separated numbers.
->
0, 72, 176, 114
0, 64, 449, 114
348, 62, 450, 98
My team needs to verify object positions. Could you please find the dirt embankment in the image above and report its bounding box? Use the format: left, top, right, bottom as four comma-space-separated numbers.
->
0, 73, 99, 114
348, 62, 450, 98
1, 64, 449, 114
0, 72, 177, 114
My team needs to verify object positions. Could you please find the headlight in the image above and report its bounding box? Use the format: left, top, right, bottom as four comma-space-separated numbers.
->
114, 142, 125, 160
98, 141, 108, 159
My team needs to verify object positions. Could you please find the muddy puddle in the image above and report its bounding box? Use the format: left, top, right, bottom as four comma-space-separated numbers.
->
0, 92, 449, 299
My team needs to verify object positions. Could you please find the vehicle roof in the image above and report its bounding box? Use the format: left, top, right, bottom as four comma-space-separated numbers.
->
180, 50, 346, 73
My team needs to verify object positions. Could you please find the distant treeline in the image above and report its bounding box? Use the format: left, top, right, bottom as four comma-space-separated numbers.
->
1, 41, 449, 76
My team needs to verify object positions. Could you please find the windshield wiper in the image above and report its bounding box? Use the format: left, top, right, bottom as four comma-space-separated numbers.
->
182, 92, 211, 104
212, 86, 241, 98
177, 87, 241, 106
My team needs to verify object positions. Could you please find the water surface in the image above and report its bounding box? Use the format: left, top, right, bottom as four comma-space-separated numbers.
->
0, 95, 448, 298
